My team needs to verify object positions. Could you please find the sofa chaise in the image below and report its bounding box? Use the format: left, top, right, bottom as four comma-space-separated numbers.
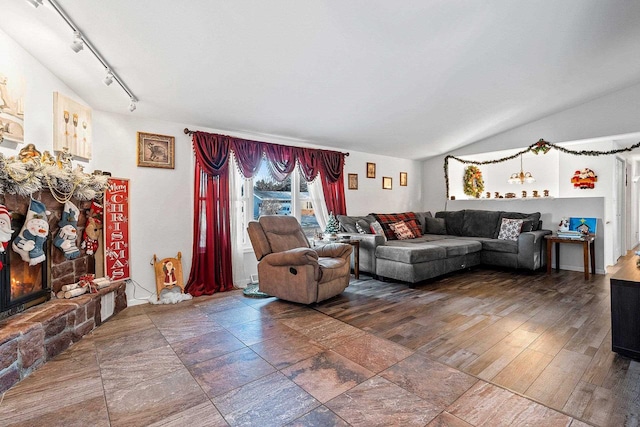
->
337, 209, 551, 283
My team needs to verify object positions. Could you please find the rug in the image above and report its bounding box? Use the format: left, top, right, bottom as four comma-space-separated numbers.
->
242, 283, 270, 298
151, 287, 193, 304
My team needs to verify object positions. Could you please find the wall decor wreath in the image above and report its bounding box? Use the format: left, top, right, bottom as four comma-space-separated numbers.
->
463, 165, 484, 198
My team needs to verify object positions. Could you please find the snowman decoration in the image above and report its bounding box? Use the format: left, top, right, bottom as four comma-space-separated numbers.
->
13, 199, 49, 266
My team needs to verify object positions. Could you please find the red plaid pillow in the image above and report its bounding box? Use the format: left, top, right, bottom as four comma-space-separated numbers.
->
370, 212, 418, 240
406, 219, 423, 237
389, 221, 415, 240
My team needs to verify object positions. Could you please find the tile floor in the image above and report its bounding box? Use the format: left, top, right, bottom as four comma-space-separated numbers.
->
0, 279, 594, 426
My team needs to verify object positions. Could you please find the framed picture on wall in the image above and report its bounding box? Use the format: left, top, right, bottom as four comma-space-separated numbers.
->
348, 173, 358, 190
0, 72, 25, 144
382, 176, 392, 190
400, 172, 408, 186
53, 92, 92, 159
137, 132, 175, 169
367, 162, 376, 178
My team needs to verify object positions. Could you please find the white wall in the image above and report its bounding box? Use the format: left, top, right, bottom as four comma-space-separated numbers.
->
91, 112, 194, 305
447, 149, 560, 200
344, 150, 423, 215
0, 29, 90, 166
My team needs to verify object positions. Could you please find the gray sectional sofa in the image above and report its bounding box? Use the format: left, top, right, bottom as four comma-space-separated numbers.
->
337, 209, 551, 283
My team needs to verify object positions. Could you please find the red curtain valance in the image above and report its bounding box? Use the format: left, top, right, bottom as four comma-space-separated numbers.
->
192, 131, 346, 184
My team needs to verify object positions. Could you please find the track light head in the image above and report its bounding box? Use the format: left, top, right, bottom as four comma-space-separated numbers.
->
70, 31, 84, 53
26, 0, 43, 7
103, 70, 114, 86
128, 98, 137, 112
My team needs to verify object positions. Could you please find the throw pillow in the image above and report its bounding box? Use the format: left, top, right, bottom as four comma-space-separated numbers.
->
425, 217, 447, 235
356, 219, 371, 234
356, 222, 367, 234
370, 221, 385, 236
370, 212, 419, 240
406, 219, 423, 237
496, 212, 541, 236
521, 220, 534, 233
414, 211, 433, 234
497, 218, 524, 241
389, 221, 415, 240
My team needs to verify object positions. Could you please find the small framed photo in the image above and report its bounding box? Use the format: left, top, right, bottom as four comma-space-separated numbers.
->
366, 162, 376, 178
400, 172, 408, 186
137, 132, 175, 169
382, 176, 392, 190
348, 173, 358, 190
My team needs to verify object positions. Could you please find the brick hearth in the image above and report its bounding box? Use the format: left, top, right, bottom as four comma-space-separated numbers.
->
0, 281, 127, 393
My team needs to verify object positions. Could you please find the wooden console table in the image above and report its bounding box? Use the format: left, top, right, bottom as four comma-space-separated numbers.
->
610, 261, 640, 359
544, 234, 595, 280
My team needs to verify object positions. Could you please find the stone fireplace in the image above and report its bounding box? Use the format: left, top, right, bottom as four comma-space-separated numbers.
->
0, 193, 93, 320
0, 216, 50, 320
0, 191, 128, 393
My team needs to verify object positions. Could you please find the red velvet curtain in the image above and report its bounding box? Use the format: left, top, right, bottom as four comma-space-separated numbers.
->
319, 151, 346, 215
186, 163, 234, 296
186, 132, 235, 295
187, 131, 347, 295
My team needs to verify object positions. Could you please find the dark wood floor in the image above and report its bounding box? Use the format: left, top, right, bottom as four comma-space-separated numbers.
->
315, 252, 640, 427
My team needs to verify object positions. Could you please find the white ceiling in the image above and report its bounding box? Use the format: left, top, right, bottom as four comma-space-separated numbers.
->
3, 0, 640, 160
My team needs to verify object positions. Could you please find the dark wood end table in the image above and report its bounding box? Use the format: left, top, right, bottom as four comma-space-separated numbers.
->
544, 234, 596, 280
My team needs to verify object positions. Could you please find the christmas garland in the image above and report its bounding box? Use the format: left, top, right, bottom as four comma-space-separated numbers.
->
463, 166, 484, 198
444, 138, 640, 199
0, 152, 109, 201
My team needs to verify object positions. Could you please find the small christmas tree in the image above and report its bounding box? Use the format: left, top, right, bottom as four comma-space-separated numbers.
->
325, 212, 340, 235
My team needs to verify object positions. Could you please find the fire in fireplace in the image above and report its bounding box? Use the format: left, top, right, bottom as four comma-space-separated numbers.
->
0, 215, 50, 320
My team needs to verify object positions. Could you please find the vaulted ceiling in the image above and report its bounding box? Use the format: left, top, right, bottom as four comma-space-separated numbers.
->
3, 1, 640, 159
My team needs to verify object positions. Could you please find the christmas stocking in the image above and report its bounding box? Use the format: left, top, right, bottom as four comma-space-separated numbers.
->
81, 202, 102, 255
54, 201, 80, 260
12, 198, 49, 266
0, 204, 13, 270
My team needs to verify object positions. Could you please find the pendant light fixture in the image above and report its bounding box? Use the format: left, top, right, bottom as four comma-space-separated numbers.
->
508, 155, 535, 184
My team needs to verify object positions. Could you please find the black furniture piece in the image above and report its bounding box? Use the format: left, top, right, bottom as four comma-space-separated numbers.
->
610, 261, 640, 359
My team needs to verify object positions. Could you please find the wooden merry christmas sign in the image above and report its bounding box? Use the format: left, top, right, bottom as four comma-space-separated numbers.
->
104, 178, 130, 280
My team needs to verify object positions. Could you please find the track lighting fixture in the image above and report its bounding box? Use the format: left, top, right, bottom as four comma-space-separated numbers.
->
70, 31, 84, 53
30, 0, 138, 112
103, 70, 114, 86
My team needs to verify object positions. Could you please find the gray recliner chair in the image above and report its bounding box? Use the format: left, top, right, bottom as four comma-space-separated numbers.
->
247, 215, 353, 304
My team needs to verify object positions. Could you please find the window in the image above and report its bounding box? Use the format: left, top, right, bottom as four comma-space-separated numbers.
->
238, 159, 320, 246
